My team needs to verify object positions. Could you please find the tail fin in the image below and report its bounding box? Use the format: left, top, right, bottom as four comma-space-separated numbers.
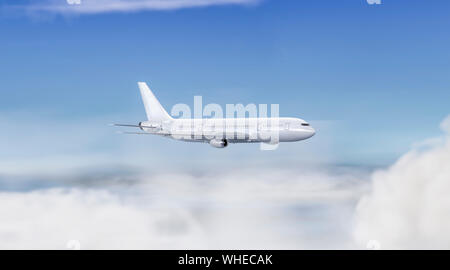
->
137, 82, 172, 122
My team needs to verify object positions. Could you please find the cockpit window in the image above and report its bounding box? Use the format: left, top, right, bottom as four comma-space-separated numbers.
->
301, 123, 310, 126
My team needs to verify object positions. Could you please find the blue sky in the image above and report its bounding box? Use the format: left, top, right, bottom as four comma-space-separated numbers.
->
1, 0, 449, 168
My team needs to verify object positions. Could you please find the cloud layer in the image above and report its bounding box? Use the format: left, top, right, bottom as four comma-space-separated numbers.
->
24, 0, 260, 14
354, 115, 450, 249
0, 168, 367, 249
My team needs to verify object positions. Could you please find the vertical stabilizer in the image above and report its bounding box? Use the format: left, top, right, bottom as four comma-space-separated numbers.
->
137, 82, 172, 122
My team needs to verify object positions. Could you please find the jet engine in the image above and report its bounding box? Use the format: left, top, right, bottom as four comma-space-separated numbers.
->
138, 121, 161, 131
209, 139, 228, 148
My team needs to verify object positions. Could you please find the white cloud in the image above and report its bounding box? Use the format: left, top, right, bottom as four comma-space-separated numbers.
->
0, 168, 366, 249
0, 188, 206, 249
26, 0, 261, 14
440, 115, 450, 134
354, 115, 450, 249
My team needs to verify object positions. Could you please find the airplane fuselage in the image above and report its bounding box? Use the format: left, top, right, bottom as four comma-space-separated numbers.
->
139, 117, 315, 147
114, 82, 316, 148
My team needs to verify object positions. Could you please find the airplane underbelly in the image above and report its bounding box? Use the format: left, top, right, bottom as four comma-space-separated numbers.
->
168, 126, 314, 143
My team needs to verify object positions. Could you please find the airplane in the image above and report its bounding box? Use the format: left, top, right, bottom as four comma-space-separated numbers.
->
113, 82, 315, 148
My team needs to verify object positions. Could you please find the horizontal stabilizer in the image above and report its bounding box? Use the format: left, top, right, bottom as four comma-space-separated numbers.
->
116, 131, 153, 135
111, 123, 160, 128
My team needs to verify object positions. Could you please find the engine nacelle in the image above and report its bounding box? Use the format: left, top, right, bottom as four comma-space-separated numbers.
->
139, 121, 161, 131
209, 139, 228, 148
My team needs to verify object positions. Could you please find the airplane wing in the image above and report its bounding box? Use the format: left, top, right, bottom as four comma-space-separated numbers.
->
167, 130, 250, 139
116, 129, 252, 139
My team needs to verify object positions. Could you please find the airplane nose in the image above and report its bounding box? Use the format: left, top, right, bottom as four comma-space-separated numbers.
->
305, 127, 316, 139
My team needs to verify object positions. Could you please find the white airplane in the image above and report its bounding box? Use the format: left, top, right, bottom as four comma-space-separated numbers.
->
114, 82, 315, 148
